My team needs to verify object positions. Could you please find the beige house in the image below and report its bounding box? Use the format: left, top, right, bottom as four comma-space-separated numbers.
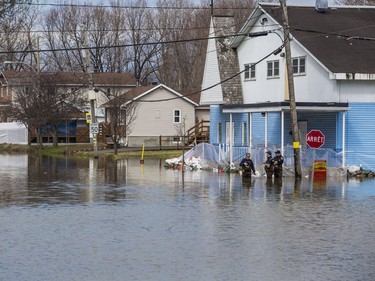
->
102, 83, 209, 147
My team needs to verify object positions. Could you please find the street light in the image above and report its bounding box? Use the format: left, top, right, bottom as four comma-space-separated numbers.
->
3, 61, 38, 76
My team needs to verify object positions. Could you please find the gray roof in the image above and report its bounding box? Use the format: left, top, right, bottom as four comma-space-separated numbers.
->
212, 16, 243, 104
262, 4, 375, 74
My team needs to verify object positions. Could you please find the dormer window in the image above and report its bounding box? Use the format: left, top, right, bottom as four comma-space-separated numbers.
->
292, 57, 306, 75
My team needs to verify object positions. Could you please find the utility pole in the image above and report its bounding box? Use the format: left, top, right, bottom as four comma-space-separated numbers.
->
279, 0, 302, 179
85, 28, 98, 158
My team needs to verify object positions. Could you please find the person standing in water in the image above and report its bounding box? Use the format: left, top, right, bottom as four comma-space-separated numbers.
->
264, 151, 274, 179
240, 153, 256, 179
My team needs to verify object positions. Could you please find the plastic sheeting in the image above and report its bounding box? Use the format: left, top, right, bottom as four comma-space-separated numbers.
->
179, 143, 342, 165
0, 122, 28, 144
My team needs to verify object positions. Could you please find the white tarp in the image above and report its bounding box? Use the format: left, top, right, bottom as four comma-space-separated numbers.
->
0, 122, 28, 144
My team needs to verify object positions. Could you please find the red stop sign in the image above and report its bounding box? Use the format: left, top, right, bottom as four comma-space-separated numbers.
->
306, 130, 325, 148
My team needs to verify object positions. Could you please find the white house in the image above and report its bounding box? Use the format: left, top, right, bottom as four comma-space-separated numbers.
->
201, 3, 375, 170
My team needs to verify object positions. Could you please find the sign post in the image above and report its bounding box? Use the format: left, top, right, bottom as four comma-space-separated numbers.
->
90, 123, 99, 158
306, 130, 326, 182
306, 130, 325, 149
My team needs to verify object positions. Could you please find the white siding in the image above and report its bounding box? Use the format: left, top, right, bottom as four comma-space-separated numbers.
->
339, 80, 375, 102
129, 88, 196, 137
200, 19, 224, 105
236, 15, 339, 104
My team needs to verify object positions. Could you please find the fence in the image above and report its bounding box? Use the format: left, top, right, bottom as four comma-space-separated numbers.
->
216, 144, 343, 167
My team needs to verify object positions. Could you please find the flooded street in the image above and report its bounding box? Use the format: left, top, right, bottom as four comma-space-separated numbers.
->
1, 154, 375, 281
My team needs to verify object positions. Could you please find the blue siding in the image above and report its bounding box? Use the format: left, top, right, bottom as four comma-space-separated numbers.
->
209, 106, 221, 144
346, 103, 375, 170
251, 112, 281, 147
251, 113, 264, 146
209, 105, 248, 146
268, 113, 282, 145
336, 112, 344, 151
284, 112, 337, 148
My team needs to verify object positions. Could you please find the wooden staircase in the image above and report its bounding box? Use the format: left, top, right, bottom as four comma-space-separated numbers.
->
185, 120, 210, 146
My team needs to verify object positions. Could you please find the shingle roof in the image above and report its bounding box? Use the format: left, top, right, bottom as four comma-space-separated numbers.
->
213, 16, 243, 104
53, 72, 137, 86
0, 71, 137, 86
262, 4, 375, 74
101, 84, 199, 107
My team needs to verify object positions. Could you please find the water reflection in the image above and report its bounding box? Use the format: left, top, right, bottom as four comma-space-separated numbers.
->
1, 154, 375, 281
0, 154, 373, 207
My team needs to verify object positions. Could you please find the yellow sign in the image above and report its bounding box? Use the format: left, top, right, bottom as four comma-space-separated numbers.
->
314, 160, 327, 180
293, 142, 300, 148
86, 112, 92, 124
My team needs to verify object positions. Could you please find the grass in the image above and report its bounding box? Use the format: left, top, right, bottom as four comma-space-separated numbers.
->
76, 149, 184, 160
0, 143, 184, 160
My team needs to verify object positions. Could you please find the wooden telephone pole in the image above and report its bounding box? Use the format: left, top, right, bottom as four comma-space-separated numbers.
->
279, 0, 302, 179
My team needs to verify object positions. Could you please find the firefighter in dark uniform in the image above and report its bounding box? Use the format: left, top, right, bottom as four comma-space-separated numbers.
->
273, 150, 284, 179
240, 153, 256, 180
264, 151, 274, 178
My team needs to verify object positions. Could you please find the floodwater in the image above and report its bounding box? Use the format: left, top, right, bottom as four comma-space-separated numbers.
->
0, 154, 375, 281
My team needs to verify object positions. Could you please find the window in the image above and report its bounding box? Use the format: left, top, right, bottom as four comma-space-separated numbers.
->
218, 123, 222, 143
154, 110, 160, 119
292, 57, 306, 75
267, 60, 280, 78
244, 63, 256, 80
173, 110, 181, 123
241, 122, 247, 146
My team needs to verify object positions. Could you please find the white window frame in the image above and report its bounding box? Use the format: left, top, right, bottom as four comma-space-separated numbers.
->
241, 122, 247, 146
244, 63, 256, 81
292, 56, 306, 76
225, 121, 234, 145
267, 60, 280, 78
173, 109, 181, 123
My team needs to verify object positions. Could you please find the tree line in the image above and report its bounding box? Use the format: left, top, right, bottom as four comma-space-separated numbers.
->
0, 0, 257, 92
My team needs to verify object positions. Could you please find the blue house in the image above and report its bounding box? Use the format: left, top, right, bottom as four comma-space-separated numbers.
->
200, 3, 375, 170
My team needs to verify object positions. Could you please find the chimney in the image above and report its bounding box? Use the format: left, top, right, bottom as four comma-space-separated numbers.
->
315, 0, 328, 13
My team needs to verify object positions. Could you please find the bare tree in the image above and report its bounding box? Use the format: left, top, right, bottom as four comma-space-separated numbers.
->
0, 2, 39, 64
8, 74, 47, 147
38, 73, 88, 147
9, 72, 87, 147
100, 87, 139, 154
43, 6, 88, 72
155, 0, 210, 91
122, 0, 161, 85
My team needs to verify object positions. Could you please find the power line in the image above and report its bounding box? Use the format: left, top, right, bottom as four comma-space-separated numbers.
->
20, 2, 252, 10
291, 27, 375, 42
132, 43, 285, 103
0, 30, 281, 55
